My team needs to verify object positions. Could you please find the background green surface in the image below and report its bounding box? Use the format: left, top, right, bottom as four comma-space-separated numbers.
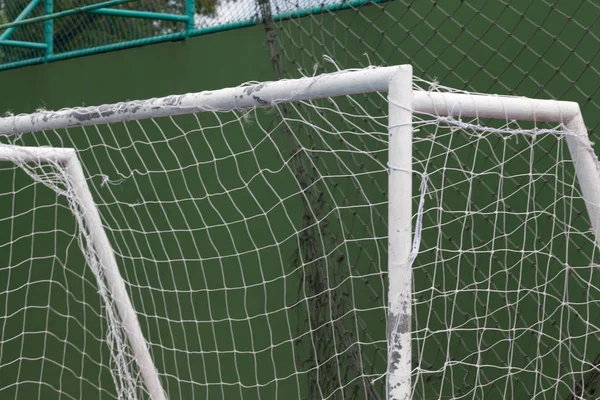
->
0, 1, 598, 399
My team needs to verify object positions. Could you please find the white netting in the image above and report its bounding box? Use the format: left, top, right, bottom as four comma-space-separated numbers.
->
0, 150, 143, 399
0, 74, 598, 399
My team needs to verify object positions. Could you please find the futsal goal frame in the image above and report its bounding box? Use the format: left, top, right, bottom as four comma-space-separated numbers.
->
0, 65, 597, 400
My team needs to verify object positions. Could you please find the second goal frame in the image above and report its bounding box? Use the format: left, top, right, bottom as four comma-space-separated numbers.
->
0, 65, 597, 399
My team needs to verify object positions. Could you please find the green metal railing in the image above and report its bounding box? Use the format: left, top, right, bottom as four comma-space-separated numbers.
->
0, 0, 381, 71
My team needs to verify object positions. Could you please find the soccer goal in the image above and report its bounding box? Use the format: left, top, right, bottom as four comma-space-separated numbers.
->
0, 65, 598, 400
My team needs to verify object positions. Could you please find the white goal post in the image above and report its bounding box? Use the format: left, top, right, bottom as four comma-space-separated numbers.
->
0, 65, 598, 400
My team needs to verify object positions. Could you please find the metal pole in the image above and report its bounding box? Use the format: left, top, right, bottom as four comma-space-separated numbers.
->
0, 0, 41, 40
44, 0, 52, 59
0, 0, 137, 31
565, 114, 600, 251
387, 64, 413, 400
0, 66, 585, 135
185, 0, 195, 38
90, 8, 189, 22
65, 154, 166, 400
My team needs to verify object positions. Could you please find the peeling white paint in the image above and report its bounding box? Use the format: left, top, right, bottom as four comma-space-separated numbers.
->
388, 331, 412, 400
387, 65, 413, 400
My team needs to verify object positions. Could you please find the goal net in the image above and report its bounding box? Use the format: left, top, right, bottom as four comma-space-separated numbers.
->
0, 65, 598, 400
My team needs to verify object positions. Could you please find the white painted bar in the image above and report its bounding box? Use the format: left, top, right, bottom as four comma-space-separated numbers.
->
64, 155, 166, 400
0, 144, 73, 163
387, 65, 413, 400
0, 66, 399, 135
413, 91, 580, 122
564, 115, 600, 251
0, 66, 583, 136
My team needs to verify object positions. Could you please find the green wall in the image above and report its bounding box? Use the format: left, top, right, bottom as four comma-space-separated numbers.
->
0, 25, 273, 114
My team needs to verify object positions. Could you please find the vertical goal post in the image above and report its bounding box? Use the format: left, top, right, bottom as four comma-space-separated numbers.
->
0, 65, 597, 399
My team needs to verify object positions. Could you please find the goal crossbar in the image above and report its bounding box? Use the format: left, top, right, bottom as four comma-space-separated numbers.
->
0, 66, 584, 135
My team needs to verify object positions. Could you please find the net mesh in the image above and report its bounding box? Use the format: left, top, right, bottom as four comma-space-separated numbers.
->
270, 0, 599, 144
0, 76, 598, 399
410, 94, 600, 399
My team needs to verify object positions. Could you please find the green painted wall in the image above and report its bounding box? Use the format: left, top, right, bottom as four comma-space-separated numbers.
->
0, 24, 273, 114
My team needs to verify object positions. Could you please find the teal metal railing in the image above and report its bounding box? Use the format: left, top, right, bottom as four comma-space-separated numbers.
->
0, 0, 383, 71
